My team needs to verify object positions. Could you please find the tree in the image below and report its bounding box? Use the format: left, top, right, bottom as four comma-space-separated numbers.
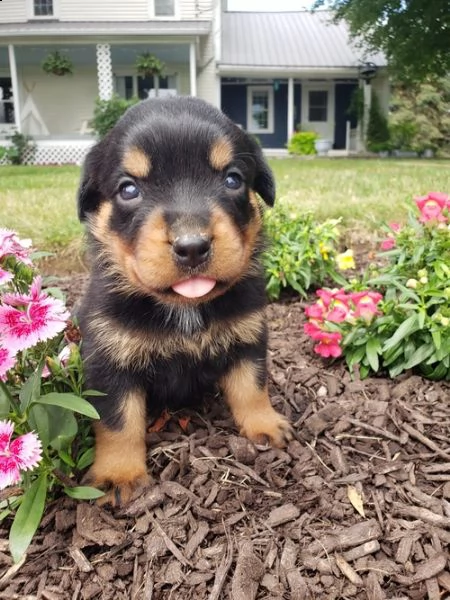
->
366, 91, 391, 152
313, 0, 450, 82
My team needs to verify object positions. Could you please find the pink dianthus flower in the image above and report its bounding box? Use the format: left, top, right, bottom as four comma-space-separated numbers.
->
0, 420, 42, 489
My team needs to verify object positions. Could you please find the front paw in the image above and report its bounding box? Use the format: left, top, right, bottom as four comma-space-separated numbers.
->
240, 409, 293, 447
83, 468, 150, 507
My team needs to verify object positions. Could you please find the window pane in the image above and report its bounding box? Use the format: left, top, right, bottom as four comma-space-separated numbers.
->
33, 0, 54, 16
252, 92, 269, 130
154, 0, 175, 16
308, 90, 327, 122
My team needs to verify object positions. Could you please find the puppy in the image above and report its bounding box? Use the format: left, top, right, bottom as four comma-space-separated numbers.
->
77, 96, 292, 505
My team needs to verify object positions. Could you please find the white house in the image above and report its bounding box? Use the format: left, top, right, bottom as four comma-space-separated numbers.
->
0, 0, 389, 163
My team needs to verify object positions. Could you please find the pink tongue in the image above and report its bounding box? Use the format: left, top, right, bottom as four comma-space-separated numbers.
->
172, 276, 216, 298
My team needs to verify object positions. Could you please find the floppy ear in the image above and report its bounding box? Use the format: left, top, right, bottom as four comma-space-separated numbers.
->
77, 143, 103, 221
247, 136, 276, 206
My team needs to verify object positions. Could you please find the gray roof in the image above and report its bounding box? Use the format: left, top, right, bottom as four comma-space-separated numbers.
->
0, 20, 211, 38
221, 11, 386, 70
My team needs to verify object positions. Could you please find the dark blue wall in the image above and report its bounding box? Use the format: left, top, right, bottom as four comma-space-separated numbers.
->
334, 83, 358, 149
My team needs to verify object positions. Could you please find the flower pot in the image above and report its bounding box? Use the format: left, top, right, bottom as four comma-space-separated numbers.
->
315, 139, 332, 156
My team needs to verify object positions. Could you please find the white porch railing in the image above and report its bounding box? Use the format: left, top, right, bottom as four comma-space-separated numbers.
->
0, 138, 95, 166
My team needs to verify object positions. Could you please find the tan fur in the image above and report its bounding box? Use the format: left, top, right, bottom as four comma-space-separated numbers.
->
209, 137, 233, 171
85, 310, 265, 368
220, 360, 292, 447
87, 390, 149, 506
122, 147, 152, 179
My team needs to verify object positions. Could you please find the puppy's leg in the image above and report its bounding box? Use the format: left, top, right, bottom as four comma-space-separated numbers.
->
220, 360, 292, 447
85, 388, 149, 506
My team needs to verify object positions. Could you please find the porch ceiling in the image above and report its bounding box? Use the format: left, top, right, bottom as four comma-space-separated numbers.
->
0, 43, 191, 69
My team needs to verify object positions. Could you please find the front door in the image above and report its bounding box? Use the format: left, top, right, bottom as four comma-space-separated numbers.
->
301, 83, 334, 143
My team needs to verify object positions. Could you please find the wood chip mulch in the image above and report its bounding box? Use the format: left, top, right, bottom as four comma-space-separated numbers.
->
1, 297, 449, 600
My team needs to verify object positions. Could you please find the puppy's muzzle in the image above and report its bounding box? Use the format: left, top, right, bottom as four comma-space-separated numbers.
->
173, 234, 211, 268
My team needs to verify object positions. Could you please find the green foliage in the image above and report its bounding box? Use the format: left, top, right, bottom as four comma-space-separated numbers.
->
287, 131, 318, 156
389, 78, 450, 154
41, 51, 74, 77
0, 132, 35, 165
366, 91, 390, 152
313, 0, 450, 82
262, 205, 347, 300
135, 52, 165, 78
91, 95, 139, 138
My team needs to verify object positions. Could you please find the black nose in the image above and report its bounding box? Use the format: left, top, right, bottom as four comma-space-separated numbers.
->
173, 235, 211, 268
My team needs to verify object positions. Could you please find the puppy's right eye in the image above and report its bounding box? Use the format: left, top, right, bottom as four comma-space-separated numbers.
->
118, 182, 140, 201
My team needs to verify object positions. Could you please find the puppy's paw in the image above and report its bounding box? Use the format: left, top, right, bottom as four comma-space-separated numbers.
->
83, 469, 150, 508
240, 409, 293, 448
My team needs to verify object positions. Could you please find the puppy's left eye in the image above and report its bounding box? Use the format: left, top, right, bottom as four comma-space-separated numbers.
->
224, 172, 243, 190
118, 181, 140, 202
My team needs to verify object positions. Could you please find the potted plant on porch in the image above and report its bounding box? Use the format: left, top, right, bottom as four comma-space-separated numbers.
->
42, 51, 74, 77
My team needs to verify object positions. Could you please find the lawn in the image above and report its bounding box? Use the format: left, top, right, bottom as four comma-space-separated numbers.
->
0, 159, 449, 269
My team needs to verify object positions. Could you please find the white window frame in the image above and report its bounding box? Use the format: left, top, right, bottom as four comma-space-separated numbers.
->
247, 86, 274, 134
148, 0, 179, 19
27, 0, 60, 19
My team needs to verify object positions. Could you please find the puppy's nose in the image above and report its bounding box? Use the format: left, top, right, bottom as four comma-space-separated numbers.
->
173, 235, 211, 268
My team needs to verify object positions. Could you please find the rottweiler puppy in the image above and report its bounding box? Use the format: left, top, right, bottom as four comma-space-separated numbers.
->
77, 96, 292, 505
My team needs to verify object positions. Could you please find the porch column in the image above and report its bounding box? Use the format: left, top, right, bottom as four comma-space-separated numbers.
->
96, 43, 114, 101
189, 42, 197, 97
363, 81, 372, 151
287, 77, 294, 142
8, 44, 22, 133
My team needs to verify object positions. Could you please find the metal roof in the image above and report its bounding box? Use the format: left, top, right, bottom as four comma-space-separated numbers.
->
0, 20, 211, 38
220, 11, 386, 70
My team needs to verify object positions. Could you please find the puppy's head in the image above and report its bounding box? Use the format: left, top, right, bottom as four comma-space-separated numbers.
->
78, 96, 275, 304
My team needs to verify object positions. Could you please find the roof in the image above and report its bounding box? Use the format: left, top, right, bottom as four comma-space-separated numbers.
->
0, 20, 211, 38
220, 11, 386, 70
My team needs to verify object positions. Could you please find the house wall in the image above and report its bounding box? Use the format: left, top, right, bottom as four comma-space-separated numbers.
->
196, 32, 218, 106
0, 0, 213, 22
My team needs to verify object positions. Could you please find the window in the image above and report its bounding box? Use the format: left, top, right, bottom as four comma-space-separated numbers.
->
154, 0, 175, 17
33, 0, 53, 17
247, 87, 274, 134
308, 90, 328, 122
115, 74, 177, 100
0, 79, 14, 125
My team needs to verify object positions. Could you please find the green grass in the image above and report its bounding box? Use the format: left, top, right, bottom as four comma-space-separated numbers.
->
0, 159, 449, 272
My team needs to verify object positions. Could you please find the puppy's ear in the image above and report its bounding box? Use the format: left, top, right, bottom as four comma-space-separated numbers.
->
77, 143, 103, 221
247, 136, 276, 206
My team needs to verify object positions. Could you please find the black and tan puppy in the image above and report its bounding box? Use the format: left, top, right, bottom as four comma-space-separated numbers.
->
77, 96, 291, 505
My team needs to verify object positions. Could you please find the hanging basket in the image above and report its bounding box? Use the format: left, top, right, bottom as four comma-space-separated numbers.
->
135, 52, 165, 79
42, 51, 74, 77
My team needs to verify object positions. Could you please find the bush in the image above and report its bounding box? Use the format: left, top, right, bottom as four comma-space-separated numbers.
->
262, 205, 347, 300
90, 95, 139, 139
287, 131, 318, 156
0, 132, 35, 165
366, 91, 391, 153
304, 192, 450, 380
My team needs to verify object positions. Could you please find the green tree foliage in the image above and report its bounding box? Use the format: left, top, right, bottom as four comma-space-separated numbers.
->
313, 0, 450, 82
389, 77, 450, 154
366, 90, 390, 152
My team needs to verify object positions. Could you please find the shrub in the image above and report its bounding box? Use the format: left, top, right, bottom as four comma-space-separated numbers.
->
262, 205, 347, 300
366, 91, 391, 153
0, 132, 35, 165
304, 192, 450, 380
0, 230, 102, 563
287, 131, 318, 156
90, 95, 139, 139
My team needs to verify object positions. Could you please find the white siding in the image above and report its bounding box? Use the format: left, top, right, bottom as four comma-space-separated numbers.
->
196, 32, 218, 106
179, 0, 213, 20
0, 0, 27, 23
18, 67, 97, 135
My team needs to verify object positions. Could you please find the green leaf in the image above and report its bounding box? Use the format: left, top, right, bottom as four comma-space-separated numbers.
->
382, 314, 420, 352
28, 404, 78, 450
9, 473, 47, 563
19, 366, 43, 413
34, 393, 100, 419
0, 383, 11, 419
76, 447, 95, 470
365, 338, 380, 372
432, 330, 441, 350
63, 486, 105, 500
403, 344, 435, 370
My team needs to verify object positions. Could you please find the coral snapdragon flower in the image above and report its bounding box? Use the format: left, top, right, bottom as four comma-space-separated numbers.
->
0, 420, 42, 489
313, 330, 343, 358
415, 192, 449, 223
0, 276, 69, 353
350, 291, 383, 321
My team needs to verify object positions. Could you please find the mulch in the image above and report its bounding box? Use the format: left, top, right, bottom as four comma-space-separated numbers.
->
0, 281, 449, 600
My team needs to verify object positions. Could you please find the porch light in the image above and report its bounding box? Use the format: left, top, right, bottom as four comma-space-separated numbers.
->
359, 62, 378, 84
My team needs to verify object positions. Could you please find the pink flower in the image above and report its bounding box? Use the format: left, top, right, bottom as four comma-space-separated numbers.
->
0, 276, 69, 353
313, 330, 342, 358
380, 237, 396, 251
0, 346, 16, 381
0, 268, 14, 286
389, 222, 402, 233
350, 291, 383, 321
304, 321, 324, 340
0, 229, 33, 266
0, 420, 42, 489
415, 192, 449, 223
305, 303, 325, 320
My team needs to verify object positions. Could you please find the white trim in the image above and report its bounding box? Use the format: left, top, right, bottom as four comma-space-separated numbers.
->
26, 0, 60, 20
189, 42, 197, 96
7, 45, 21, 134
287, 77, 294, 141
301, 81, 335, 141
148, 0, 179, 19
246, 86, 274, 134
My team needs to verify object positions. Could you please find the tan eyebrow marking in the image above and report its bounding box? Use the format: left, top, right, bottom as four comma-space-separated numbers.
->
209, 137, 233, 171
122, 147, 152, 179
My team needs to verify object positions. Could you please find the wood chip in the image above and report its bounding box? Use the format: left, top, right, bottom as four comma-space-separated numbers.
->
335, 553, 363, 586
267, 503, 300, 527
306, 518, 382, 555
68, 547, 93, 573
342, 540, 380, 562
231, 540, 264, 600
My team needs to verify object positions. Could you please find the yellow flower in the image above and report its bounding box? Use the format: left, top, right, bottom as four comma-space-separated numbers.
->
406, 278, 418, 289
336, 249, 355, 271
319, 242, 329, 260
